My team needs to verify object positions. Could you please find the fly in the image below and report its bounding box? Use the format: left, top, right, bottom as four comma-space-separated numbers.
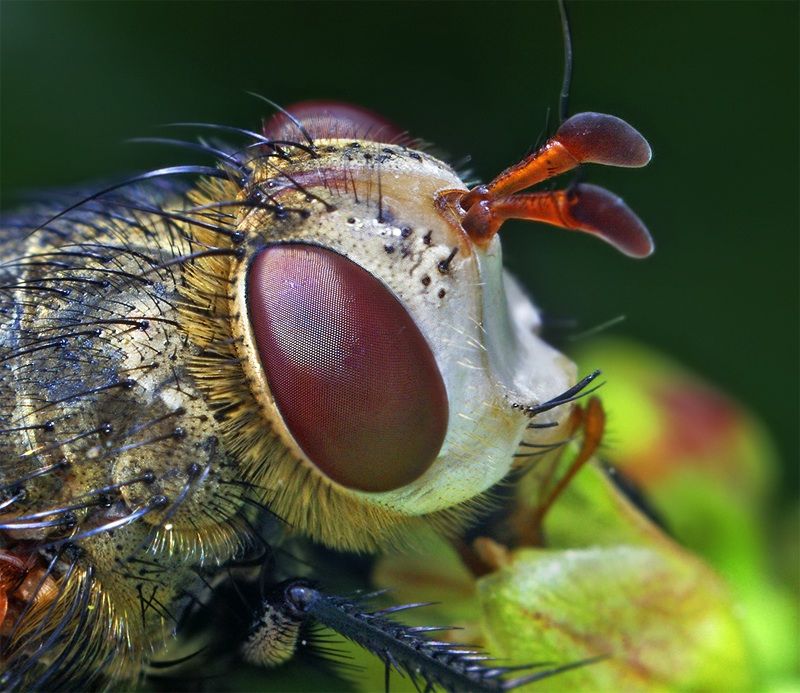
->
0, 2, 653, 689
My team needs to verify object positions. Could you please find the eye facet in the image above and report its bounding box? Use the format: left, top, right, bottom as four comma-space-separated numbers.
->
248, 244, 448, 493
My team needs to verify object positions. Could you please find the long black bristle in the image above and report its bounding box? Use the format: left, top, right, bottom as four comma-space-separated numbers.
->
517, 370, 603, 417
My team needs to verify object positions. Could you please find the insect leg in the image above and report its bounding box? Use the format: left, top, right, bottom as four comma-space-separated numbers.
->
244, 579, 594, 692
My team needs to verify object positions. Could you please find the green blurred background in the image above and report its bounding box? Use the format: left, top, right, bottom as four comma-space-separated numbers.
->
1, 1, 797, 495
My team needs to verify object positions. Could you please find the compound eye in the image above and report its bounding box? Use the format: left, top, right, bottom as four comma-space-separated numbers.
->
248, 244, 448, 492
262, 100, 411, 144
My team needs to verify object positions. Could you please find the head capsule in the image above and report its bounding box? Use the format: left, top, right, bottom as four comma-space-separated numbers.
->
187, 100, 652, 551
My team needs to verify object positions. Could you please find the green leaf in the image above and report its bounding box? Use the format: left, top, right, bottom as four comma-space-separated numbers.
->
478, 544, 753, 691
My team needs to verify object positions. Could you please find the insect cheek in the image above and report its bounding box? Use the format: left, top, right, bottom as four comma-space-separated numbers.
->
247, 243, 449, 493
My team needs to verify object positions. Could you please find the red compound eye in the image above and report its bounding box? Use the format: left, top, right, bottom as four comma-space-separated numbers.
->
248, 244, 448, 492
262, 100, 411, 145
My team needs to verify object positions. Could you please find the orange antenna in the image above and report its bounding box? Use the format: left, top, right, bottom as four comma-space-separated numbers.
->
462, 183, 653, 258
454, 112, 654, 257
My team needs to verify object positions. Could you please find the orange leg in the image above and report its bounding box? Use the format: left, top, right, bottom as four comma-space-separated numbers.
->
0, 549, 58, 635
0, 552, 27, 631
